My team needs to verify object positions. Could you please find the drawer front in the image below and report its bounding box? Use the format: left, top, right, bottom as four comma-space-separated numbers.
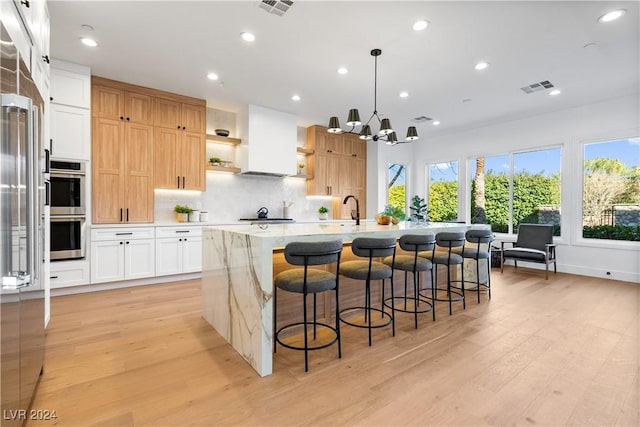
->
50, 261, 90, 288
91, 227, 155, 241
155, 226, 202, 238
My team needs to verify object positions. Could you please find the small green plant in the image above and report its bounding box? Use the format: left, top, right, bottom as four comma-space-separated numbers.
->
174, 204, 193, 214
318, 206, 329, 214
209, 157, 222, 164
381, 204, 406, 221
409, 195, 428, 221
298, 162, 305, 169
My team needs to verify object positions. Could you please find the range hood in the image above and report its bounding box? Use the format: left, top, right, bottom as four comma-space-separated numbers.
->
236, 104, 297, 177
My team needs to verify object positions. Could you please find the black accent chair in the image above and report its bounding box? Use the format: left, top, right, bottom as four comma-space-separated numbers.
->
273, 240, 343, 372
382, 234, 436, 328
420, 231, 466, 316
461, 229, 493, 303
501, 224, 557, 280
339, 237, 396, 346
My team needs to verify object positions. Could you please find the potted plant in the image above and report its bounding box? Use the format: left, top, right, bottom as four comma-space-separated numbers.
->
298, 162, 305, 175
409, 196, 429, 222
381, 204, 406, 225
209, 157, 222, 166
318, 206, 329, 220
174, 204, 193, 222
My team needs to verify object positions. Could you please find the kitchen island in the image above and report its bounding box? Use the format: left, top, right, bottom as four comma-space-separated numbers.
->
201, 221, 489, 376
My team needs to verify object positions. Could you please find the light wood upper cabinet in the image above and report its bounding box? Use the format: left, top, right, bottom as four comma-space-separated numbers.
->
153, 97, 205, 190
92, 85, 123, 120
125, 91, 153, 124
306, 125, 367, 218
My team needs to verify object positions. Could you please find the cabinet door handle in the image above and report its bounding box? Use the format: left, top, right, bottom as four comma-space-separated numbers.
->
20, 0, 29, 7
179, 238, 182, 242
49, 138, 53, 154
175, 230, 190, 233
126, 241, 130, 245
45, 181, 50, 206
42, 55, 50, 64
177, 176, 180, 188
126, 208, 129, 222
115, 232, 133, 236
50, 276, 58, 279
177, 125, 181, 129
120, 241, 124, 245
120, 116, 124, 121
120, 208, 123, 222
182, 126, 186, 130
184, 238, 187, 242
126, 117, 130, 121
182, 176, 185, 188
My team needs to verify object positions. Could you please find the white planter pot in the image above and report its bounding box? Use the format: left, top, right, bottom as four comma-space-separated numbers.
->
319, 212, 328, 220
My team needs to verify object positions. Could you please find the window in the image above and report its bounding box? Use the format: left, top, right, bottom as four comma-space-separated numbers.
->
471, 147, 561, 235
387, 163, 406, 210
582, 137, 640, 241
428, 161, 458, 221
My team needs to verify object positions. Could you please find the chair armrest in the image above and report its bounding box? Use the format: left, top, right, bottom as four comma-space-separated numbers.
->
501, 241, 515, 250
545, 243, 556, 259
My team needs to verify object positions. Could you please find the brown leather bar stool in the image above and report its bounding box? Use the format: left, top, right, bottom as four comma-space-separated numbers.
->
420, 231, 466, 316
339, 237, 397, 346
382, 234, 436, 328
273, 240, 343, 372
461, 229, 493, 303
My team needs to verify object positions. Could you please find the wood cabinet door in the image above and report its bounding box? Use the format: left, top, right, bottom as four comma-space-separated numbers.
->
180, 132, 205, 191
351, 136, 367, 158
125, 91, 153, 124
182, 104, 205, 133
154, 127, 179, 189
92, 85, 123, 120
154, 97, 181, 129
92, 117, 125, 224
125, 123, 154, 223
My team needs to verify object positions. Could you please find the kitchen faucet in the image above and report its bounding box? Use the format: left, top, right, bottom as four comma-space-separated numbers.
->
342, 195, 360, 225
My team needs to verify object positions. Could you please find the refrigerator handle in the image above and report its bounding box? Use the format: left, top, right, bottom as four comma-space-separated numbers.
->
44, 148, 50, 173
26, 104, 38, 283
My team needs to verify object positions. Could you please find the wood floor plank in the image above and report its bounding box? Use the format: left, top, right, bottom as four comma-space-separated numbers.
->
25, 273, 639, 426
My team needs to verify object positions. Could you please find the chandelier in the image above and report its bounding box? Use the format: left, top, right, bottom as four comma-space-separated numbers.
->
327, 48, 418, 145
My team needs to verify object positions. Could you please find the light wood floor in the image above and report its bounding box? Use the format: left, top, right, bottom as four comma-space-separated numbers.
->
27, 268, 639, 427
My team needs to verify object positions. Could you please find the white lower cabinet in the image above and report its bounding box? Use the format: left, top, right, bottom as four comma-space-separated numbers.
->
50, 259, 90, 288
90, 227, 155, 284
155, 226, 202, 276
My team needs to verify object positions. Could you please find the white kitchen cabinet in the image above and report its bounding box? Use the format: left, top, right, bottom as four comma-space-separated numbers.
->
155, 226, 202, 276
50, 260, 90, 289
50, 67, 91, 108
90, 227, 155, 284
49, 104, 91, 160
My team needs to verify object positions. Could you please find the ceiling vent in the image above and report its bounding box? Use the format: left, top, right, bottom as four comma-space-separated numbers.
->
520, 80, 555, 94
411, 116, 433, 123
258, 0, 294, 16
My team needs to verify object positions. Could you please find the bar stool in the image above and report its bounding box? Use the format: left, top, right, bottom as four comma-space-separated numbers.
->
382, 234, 436, 328
420, 231, 466, 316
339, 237, 397, 346
273, 240, 343, 372
461, 229, 493, 303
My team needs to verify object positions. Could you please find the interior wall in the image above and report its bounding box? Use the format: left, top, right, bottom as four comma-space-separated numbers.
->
408, 94, 640, 283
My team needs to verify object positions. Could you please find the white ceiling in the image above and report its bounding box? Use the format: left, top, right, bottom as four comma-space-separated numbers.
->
49, 0, 639, 140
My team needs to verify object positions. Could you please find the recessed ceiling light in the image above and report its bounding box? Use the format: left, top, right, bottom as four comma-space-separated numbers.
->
549, 89, 561, 96
413, 20, 429, 31
207, 72, 219, 81
240, 32, 256, 42
474, 61, 490, 71
433, 121, 441, 126
337, 67, 348, 75
291, 94, 300, 101
80, 37, 97, 47
399, 91, 409, 98
462, 98, 472, 103
598, 9, 626, 23
81, 24, 94, 31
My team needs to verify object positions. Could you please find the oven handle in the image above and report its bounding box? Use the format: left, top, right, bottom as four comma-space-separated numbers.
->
49, 170, 86, 177
49, 215, 86, 221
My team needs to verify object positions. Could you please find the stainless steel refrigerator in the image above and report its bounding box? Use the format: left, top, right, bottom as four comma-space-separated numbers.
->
1, 21, 46, 427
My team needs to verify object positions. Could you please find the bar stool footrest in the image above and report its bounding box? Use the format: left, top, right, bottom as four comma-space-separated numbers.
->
275, 322, 339, 352
383, 296, 434, 314
419, 287, 464, 302
339, 306, 393, 329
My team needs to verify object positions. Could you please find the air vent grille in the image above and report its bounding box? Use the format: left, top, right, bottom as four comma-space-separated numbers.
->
520, 80, 555, 94
259, 0, 294, 16
411, 116, 433, 123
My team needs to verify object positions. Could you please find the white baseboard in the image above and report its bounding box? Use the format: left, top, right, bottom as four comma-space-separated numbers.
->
51, 272, 202, 297
500, 260, 639, 284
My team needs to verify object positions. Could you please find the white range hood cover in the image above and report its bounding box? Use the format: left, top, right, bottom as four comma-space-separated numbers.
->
236, 104, 297, 177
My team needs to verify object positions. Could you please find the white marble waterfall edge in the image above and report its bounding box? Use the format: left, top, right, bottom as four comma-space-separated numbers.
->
201, 221, 490, 376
